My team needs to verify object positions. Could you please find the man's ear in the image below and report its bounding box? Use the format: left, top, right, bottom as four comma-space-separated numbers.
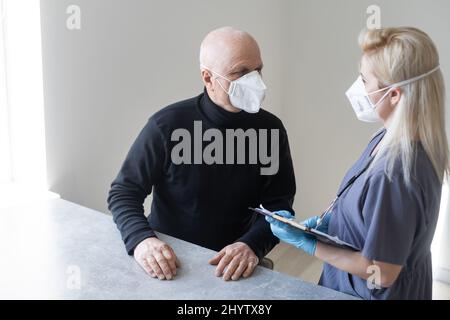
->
390, 88, 402, 108
201, 69, 214, 92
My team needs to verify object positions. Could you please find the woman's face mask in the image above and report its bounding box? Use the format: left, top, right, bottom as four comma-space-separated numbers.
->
346, 76, 391, 123
202, 65, 267, 114
346, 65, 441, 123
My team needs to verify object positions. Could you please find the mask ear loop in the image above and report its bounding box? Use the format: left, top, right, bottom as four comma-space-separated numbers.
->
215, 77, 232, 95
365, 65, 441, 108
370, 87, 394, 109
201, 65, 233, 95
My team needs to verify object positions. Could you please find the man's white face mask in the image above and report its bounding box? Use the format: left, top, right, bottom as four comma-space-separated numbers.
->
202, 65, 267, 113
346, 65, 441, 123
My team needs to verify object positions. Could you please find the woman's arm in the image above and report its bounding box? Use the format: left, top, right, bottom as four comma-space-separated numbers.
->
315, 242, 403, 288
266, 211, 404, 288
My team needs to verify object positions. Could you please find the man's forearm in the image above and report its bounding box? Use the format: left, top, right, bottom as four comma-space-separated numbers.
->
237, 215, 279, 259
239, 197, 294, 259
107, 183, 155, 255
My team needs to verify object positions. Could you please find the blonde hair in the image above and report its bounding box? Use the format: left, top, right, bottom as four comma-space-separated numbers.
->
359, 27, 449, 185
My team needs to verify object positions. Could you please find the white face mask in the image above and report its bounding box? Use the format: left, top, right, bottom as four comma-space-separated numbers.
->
202, 65, 267, 113
346, 65, 441, 123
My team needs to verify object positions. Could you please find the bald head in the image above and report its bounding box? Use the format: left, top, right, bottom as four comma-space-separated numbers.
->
199, 27, 262, 75
199, 27, 264, 113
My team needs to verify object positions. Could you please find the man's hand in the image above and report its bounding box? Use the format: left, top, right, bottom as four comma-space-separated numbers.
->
133, 237, 180, 280
208, 242, 259, 281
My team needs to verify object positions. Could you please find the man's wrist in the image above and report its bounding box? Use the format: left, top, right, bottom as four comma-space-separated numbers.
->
127, 231, 157, 255
235, 240, 260, 260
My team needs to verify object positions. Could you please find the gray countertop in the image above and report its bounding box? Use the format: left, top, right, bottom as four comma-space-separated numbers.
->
0, 198, 356, 299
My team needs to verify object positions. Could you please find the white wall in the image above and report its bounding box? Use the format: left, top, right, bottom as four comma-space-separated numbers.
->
40, 0, 450, 279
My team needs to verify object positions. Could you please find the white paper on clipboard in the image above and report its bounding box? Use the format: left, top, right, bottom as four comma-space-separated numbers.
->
249, 205, 359, 251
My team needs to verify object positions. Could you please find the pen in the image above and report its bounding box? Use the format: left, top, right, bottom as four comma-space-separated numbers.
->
316, 196, 338, 228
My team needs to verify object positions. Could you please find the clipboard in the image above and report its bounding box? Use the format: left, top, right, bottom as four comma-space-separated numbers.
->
249, 205, 359, 251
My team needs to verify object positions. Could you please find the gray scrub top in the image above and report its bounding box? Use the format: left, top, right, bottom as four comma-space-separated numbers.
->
319, 129, 442, 300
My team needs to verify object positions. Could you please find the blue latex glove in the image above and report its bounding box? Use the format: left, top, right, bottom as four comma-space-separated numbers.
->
314, 212, 331, 234
265, 211, 331, 256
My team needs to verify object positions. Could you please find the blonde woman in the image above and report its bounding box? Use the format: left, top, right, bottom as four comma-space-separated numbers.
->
266, 27, 449, 299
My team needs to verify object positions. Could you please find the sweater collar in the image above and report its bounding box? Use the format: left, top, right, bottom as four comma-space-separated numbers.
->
197, 88, 256, 128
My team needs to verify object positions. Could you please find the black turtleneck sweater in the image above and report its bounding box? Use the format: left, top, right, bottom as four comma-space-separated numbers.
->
107, 90, 296, 258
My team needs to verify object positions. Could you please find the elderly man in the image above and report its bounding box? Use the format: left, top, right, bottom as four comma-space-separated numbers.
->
107, 27, 296, 281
